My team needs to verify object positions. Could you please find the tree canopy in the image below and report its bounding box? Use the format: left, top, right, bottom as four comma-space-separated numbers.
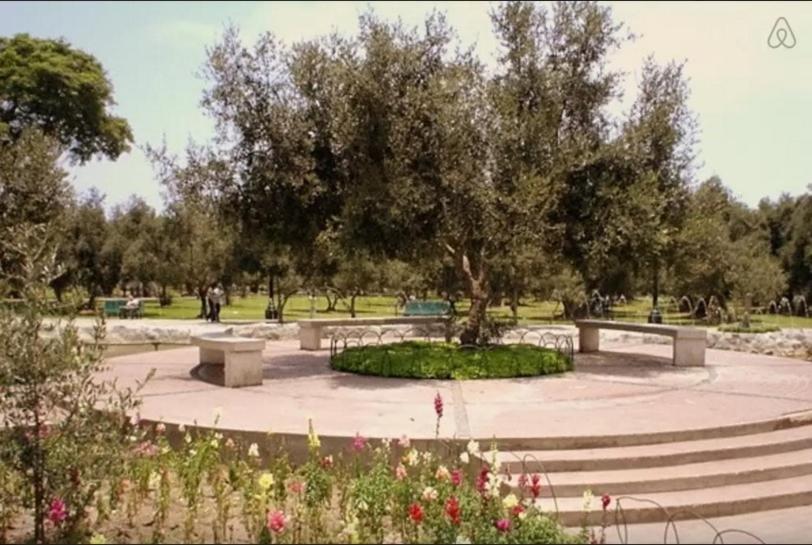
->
0, 33, 133, 163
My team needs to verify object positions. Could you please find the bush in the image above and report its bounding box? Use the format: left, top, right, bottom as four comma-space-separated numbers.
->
331, 341, 572, 380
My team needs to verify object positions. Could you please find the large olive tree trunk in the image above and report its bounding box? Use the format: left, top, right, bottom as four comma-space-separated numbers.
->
450, 247, 489, 346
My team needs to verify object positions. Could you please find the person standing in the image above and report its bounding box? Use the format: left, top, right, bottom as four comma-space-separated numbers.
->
210, 284, 223, 323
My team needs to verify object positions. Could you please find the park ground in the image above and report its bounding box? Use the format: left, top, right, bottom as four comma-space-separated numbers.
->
100, 293, 812, 330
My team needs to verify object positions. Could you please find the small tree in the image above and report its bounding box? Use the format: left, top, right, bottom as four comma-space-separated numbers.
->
0, 224, 144, 544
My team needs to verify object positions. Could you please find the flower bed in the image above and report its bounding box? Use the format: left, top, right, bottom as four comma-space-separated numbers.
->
330, 341, 573, 380
1, 410, 607, 544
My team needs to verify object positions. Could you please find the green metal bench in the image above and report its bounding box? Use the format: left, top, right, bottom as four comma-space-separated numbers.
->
102, 299, 126, 318
403, 300, 451, 317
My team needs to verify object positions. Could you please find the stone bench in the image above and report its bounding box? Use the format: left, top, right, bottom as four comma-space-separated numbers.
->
298, 316, 449, 350
575, 319, 707, 367
190, 334, 265, 387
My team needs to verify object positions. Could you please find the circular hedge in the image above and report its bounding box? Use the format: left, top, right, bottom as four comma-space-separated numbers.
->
330, 340, 572, 380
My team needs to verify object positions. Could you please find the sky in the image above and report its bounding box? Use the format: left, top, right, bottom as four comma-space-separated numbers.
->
1, 1, 810, 210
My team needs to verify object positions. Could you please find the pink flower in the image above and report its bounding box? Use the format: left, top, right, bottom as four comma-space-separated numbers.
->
451, 469, 463, 487
512, 505, 525, 518
601, 493, 611, 511
48, 498, 67, 526
495, 518, 511, 533
320, 455, 334, 469
155, 422, 166, 434
133, 441, 159, 458
518, 472, 529, 489
434, 392, 444, 419
288, 480, 305, 495
395, 464, 408, 481
408, 502, 424, 524
267, 510, 287, 534
352, 433, 367, 452
398, 435, 411, 449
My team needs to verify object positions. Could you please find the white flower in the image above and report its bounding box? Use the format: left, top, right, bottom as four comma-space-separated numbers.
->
209, 437, 219, 448
183, 433, 192, 444
466, 440, 480, 455
421, 486, 438, 502
178, 423, 186, 433
582, 489, 594, 512
455, 536, 472, 545
422, 451, 433, 464
398, 435, 411, 449
148, 471, 161, 491
502, 494, 519, 510
155, 422, 166, 434
405, 449, 419, 467
248, 443, 260, 458
357, 499, 369, 512
459, 452, 470, 465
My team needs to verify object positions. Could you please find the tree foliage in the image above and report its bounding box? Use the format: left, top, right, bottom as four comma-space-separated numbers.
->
0, 34, 133, 163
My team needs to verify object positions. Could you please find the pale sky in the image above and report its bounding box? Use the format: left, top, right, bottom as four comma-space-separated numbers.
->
1, 1, 810, 209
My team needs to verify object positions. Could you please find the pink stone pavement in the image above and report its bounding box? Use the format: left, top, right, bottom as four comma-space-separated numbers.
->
103, 338, 812, 443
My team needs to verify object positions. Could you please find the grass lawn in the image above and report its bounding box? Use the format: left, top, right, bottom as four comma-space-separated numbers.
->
129, 293, 812, 329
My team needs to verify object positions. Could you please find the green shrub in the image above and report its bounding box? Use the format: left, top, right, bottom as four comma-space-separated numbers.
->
330, 341, 572, 380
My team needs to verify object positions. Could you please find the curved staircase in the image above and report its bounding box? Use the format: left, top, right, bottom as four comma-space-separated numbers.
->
487, 411, 812, 526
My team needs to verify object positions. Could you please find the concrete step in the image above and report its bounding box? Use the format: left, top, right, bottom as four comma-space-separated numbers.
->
535, 473, 812, 526
600, 504, 812, 544
502, 448, 812, 497
488, 424, 812, 472
489, 410, 812, 451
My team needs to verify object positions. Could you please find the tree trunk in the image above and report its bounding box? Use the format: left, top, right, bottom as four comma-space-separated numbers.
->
350, 293, 358, 318
456, 251, 489, 346
652, 260, 660, 309
510, 287, 519, 321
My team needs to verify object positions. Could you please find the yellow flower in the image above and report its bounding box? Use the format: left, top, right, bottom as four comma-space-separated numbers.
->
502, 494, 519, 510
258, 472, 275, 491
307, 419, 321, 450
89, 534, 107, 545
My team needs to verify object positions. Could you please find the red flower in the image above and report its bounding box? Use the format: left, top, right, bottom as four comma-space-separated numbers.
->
408, 502, 424, 524
601, 493, 611, 511
495, 518, 511, 533
434, 392, 444, 419
320, 455, 333, 469
445, 496, 461, 525
530, 473, 542, 499
48, 498, 67, 526
451, 469, 463, 487
267, 510, 287, 534
475, 465, 491, 495
288, 480, 305, 495
351, 433, 367, 452
511, 505, 525, 517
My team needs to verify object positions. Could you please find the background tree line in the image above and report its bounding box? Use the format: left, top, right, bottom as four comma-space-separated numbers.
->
1, 2, 810, 336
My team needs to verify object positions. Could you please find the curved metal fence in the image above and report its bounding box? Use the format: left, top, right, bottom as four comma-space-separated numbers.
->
329, 326, 574, 375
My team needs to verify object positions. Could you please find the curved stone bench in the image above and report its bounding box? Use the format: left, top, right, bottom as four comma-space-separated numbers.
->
191, 334, 265, 387
575, 319, 706, 367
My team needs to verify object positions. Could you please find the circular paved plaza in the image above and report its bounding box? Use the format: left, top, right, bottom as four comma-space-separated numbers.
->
105, 339, 812, 443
